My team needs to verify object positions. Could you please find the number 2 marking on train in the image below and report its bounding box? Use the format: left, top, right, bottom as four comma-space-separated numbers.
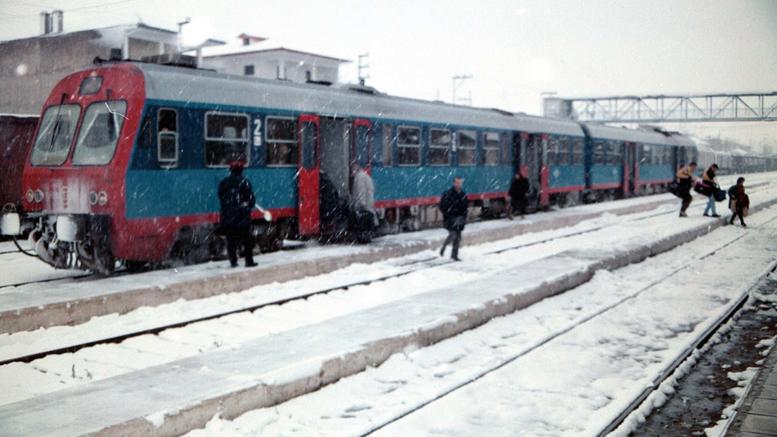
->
253, 119, 262, 146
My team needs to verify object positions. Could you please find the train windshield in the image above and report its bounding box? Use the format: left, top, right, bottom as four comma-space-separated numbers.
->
72, 100, 127, 165
30, 104, 81, 166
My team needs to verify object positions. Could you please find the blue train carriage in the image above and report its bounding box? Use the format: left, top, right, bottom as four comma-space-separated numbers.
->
506, 114, 586, 208
366, 98, 518, 231
128, 62, 532, 247
581, 124, 683, 198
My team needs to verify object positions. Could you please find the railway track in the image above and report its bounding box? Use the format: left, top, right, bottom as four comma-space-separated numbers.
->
355, 211, 777, 436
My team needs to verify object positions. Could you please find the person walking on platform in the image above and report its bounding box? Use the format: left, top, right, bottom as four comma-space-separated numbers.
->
439, 176, 468, 261
702, 163, 720, 217
508, 168, 530, 220
349, 163, 378, 242
676, 161, 697, 217
728, 177, 749, 227
218, 161, 258, 268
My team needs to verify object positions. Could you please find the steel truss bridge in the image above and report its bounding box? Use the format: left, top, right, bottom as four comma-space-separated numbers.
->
543, 92, 777, 123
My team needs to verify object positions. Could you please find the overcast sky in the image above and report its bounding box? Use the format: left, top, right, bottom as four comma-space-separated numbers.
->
1, 0, 776, 148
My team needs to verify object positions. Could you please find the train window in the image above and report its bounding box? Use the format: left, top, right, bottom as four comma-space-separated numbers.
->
606, 142, 622, 165
157, 109, 178, 166
265, 116, 297, 166
483, 132, 500, 165
72, 100, 127, 166
429, 128, 451, 165
500, 133, 511, 164
397, 125, 421, 166
457, 130, 477, 166
641, 145, 652, 164
572, 139, 584, 165
31, 104, 81, 166
593, 140, 606, 164
204, 112, 250, 167
300, 121, 317, 169
381, 124, 393, 166
549, 137, 570, 165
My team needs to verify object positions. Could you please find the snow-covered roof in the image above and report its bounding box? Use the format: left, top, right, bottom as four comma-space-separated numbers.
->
0, 22, 176, 45
202, 45, 350, 63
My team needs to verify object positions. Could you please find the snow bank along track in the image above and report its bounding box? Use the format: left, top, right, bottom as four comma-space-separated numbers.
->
2, 189, 776, 436
603, 262, 777, 436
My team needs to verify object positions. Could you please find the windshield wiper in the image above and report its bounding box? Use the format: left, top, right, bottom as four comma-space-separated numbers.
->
47, 93, 68, 152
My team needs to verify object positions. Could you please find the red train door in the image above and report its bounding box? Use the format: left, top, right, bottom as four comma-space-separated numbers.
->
297, 114, 320, 236
351, 118, 372, 174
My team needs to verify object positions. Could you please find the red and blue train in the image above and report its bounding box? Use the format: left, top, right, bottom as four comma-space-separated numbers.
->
0, 61, 718, 274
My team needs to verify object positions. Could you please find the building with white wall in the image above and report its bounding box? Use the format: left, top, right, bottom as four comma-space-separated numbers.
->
201, 33, 349, 84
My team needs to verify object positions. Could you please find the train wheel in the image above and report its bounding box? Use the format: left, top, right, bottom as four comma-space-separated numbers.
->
93, 244, 115, 276
125, 260, 147, 273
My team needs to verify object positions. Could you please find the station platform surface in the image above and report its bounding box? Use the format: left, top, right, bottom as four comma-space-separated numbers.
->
727, 339, 777, 436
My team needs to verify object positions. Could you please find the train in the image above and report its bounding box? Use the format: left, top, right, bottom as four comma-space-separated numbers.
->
0, 114, 38, 232
0, 60, 775, 275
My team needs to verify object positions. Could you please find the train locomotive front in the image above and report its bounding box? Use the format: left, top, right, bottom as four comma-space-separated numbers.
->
9, 64, 145, 274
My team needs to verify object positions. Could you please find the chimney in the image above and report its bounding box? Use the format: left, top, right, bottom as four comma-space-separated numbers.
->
40, 10, 63, 35
40, 12, 51, 35
51, 10, 63, 33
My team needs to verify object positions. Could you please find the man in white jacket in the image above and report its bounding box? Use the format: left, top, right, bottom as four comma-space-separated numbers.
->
350, 164, 378, 240
351, 163, 376, 215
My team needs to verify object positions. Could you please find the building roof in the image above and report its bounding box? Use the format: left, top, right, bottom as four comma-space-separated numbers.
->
202, 45, 350, 63
0, 22, 176, 45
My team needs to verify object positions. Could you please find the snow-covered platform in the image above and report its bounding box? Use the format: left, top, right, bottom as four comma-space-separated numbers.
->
2, 190, 776, 436
0, 192, 680, 334
726, 326, 777, 436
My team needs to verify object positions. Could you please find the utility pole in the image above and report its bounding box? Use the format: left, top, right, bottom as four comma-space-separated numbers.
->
358, 53, 370, 85
452, 74, 472, 105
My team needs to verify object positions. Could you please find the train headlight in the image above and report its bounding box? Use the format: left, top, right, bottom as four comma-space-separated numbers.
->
97, 191, 108, 206
33, 189, 44, 203
88, 191, 98, 206
25, 189, 34, 203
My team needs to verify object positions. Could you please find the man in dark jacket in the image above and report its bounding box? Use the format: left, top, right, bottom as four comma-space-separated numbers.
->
439, 176, 468, 261
729, 177, 749, 227
676, 161, 697, 217
701, 163, 720, 217
218, 161, 257, 267
508, 169, 530, 220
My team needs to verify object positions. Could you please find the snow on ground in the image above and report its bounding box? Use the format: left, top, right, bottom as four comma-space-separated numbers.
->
183, 205, 777, 437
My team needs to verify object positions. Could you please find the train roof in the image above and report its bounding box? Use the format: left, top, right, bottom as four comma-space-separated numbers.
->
583, 123, 678, 145
129, 62, 586, 137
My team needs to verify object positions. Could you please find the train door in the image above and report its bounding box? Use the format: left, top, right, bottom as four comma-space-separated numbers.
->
623, 142, 637, 196
320, 117, 351, 198
525, 133, 546, 206
297, 114, 320, 236
351, 119, 372, 175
